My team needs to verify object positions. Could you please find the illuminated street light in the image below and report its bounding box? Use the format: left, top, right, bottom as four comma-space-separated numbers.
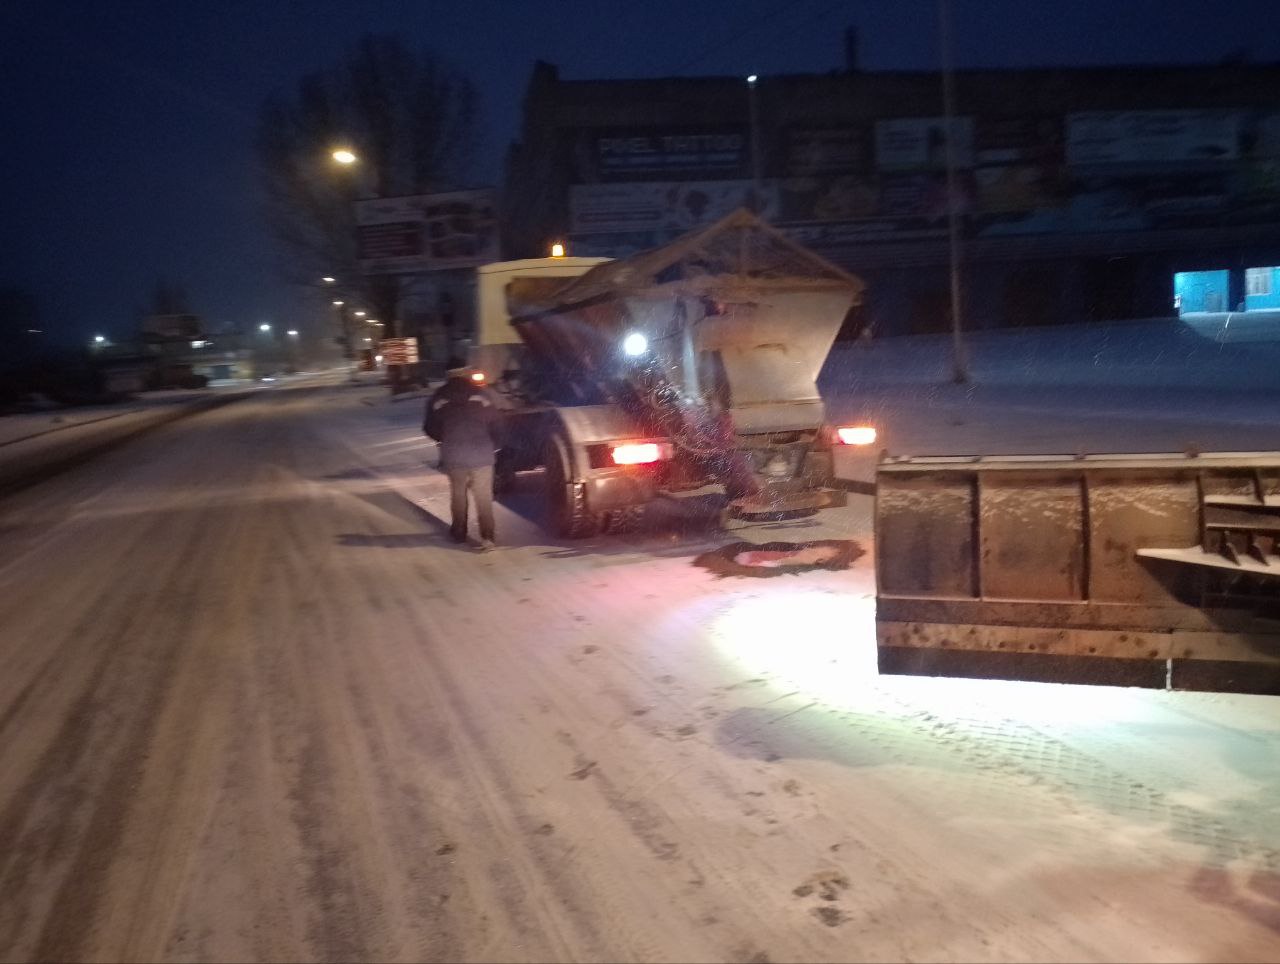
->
332, 300, 345, 307
747, 73, 762, 205
286, 329, 299, 337
331, 148, 358, 165
354, 310, 367, 317
259, 323, 271, 332
93, 334, 106, 345
321, 276, 336, 284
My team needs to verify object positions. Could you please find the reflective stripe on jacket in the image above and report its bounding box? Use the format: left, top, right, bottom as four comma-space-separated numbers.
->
423, 379, 502, 469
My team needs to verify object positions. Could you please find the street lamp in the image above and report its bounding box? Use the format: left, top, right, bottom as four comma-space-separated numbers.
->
747, 73, 763, 211
287, 329, 299, 338
259, 323, 271, 333
331, 148, 358, 165
332, 300, 344, 307
321, 276, 336, 284
93, 334, 106, 344
354, 310, 367, 317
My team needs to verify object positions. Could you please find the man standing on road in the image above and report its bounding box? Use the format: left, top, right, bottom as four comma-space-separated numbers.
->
424, 361, 502, 550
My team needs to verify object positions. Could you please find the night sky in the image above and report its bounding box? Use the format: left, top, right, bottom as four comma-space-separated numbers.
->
2, 0, 1277, 345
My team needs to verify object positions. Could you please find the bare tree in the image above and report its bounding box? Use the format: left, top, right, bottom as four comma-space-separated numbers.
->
256, 34, 480, 335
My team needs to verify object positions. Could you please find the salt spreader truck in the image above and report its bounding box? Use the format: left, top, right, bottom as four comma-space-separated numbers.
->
467, 209, 880, 538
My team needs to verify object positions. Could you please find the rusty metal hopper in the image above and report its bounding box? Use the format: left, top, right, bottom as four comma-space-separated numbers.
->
875, 452, 1280, 695
513, 210, 863, 431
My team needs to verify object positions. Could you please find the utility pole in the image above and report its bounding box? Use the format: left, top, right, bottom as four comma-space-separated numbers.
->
939, 0, 970, 383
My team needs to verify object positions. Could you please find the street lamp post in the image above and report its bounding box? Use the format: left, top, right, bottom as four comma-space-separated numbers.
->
747, 74, 763, 213
331, 300, 358, 382
329, 145, 416, 394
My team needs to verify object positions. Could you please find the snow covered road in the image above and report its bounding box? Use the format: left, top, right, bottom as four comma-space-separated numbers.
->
1, 384, 1278, 962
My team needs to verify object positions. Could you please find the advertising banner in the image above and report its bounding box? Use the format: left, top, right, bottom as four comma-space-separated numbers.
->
776, 170, 969, 241
969, 116, 1068, 236
1067, 171, 1232, 232
785, 127, 869, 175
378, 337, 419, 365
875, 117, 974, 171
575, 127, 749, 181
1066, 110, 1240, 166
569, 180, 777, 235
357, 190, 498, 274
974, 116, 1063, 166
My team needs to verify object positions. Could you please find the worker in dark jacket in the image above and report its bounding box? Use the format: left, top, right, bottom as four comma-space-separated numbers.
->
424, 362, 502, 549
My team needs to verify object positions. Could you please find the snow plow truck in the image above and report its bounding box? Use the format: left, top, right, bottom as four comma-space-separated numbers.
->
468, 209, 880, 538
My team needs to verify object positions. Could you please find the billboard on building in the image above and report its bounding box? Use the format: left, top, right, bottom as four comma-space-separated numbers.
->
1066, 110, 1240, 166
357, 190, 499, 274
776, 170, 970, 241
875, 117, 974, 171
569, 180, 778, 235
785, 127, 869, 175
969, 116, 1068, 236
572, 127, 749, 182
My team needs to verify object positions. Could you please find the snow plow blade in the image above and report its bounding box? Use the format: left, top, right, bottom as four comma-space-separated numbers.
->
875, 452, 1280, 695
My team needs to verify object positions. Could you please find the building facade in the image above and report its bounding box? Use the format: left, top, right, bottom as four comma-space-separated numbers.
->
504, 61, 1280, 336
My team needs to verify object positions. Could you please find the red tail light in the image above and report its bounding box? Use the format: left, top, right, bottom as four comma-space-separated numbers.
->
470, 371, 486, 384
612, 443, 662, 465
836, 426, 877, 446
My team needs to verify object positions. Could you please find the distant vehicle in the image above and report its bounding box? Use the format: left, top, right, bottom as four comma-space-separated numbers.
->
468, 209, 880, 537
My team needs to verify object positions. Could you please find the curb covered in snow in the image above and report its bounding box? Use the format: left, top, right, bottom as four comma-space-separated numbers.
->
0, 390, 252, 498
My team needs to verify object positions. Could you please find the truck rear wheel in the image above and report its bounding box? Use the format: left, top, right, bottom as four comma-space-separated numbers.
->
604, 504, 646, 534
543, 436, 600, 539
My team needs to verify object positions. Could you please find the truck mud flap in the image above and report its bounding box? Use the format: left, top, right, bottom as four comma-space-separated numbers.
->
875, 453, 1280, 695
